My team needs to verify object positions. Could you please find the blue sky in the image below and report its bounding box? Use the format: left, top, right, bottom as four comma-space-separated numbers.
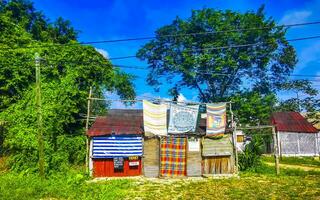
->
33, 0, 320, 107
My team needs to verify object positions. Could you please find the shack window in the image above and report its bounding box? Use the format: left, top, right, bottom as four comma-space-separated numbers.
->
237, 135, 244, 143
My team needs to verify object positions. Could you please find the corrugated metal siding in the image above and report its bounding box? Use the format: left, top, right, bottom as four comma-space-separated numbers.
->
271, 112, 318, 133
187, 137, 202, 176
279, 132, 318, 155
202, 136, 233, 156
93, 158, 142, 177
92, 136, 142, 158
143, 137, 160, 178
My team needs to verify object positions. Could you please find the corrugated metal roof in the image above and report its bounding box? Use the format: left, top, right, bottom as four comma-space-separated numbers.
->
87, 109, 144, 136
271, 112, 318, 133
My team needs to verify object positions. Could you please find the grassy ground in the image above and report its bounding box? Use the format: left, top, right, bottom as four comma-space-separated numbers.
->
0, 158, 320, 200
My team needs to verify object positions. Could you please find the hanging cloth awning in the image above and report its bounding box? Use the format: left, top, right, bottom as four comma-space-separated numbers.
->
92, 136, 143, 158
168, 104, 199, 134
206, 103, 227, 137
143, 100, 168, 136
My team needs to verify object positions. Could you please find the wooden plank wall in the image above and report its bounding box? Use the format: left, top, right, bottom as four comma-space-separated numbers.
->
143, 137, 160, 177
93, 158, 142, 177
187, 138, 202, 176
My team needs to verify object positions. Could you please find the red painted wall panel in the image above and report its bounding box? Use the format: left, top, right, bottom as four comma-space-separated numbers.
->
93, 158, 142, 177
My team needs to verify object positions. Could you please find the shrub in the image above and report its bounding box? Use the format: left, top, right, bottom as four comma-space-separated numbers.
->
238, 135, 264, 171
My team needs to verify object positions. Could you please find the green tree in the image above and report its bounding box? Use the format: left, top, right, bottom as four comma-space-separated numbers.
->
229, 91, 277, 126
277, 79, 319, 125
137, 7, 297, 102
0, 0, 135, 172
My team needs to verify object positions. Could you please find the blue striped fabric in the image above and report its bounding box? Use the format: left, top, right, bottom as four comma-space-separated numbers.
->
92, 136, 143, 158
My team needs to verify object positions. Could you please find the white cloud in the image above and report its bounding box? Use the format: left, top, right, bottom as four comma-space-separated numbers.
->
315, 72, 320, 81
95, 48, 109, 59
177, 93, 187, 103
280, 10, 312, 24
106, 92, 157, 109
296, 41, 320, 71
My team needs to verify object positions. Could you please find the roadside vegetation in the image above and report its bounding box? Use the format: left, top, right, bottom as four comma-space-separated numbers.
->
1, 156, 320, 200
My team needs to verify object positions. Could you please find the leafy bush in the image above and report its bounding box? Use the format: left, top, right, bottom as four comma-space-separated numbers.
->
238, 135, 264, 171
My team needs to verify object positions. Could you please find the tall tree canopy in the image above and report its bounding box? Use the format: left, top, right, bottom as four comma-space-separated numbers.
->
0, 0, 135, 172
137, 7, 297, 102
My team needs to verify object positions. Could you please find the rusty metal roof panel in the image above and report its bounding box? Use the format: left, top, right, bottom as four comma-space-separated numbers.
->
87, 109, 144, 136
271, 112, 318, 133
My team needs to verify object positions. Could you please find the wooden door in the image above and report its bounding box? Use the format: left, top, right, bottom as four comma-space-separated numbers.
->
143, 137, 160, 177
202, 156, 233, 174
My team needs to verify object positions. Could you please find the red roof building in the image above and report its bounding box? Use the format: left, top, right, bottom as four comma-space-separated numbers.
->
271, 112, 319, 156
271, 112, 318, 133
88, 109, 144, 177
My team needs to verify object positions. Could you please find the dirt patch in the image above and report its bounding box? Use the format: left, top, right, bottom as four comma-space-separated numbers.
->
264, 161, 320, 171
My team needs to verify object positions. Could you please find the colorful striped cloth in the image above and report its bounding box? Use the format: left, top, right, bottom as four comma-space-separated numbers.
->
168, 104, 199, 134
92, 136, 142, 158
160, 137, 187, 177
143, 100, 167, 136
206, 103, 227, 137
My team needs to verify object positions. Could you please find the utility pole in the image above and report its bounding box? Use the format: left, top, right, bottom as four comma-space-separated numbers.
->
230, 103, 238, 174
85, 87, 93, 174
35, 53, 45, 178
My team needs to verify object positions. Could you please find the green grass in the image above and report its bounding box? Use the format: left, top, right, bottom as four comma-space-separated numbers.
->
0, 163, 319, 200
262, 155, 320, 167
0, 169, 136, 200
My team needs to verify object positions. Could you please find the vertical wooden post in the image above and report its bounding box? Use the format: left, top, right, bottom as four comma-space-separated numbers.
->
277, 130, 282, 160
233, 125, 238, 174
85, 87, 92, 174
229, 103, 238, 174
35, 53, 45, 179
297, 134, 301, 156
272, 126, 280, 175
316, 132, 320, 158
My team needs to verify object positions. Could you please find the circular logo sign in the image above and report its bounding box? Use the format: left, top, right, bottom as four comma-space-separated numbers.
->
173, 111, 195, 132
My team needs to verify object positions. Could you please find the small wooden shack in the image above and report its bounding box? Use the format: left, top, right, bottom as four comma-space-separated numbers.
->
87, 109, 144, 177
271, 112, 319, 156
88, 108, 236, 178
202, 135, 235, 175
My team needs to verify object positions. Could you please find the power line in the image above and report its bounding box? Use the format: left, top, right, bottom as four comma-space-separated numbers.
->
39, 60, 320, 80
109, 35, 320, 60
21, 35, 319, 61
88, 97, 232, 105
1, 34, 320, 60
1, 21, 320, 52
15, 58, 316, 81
0, 58, 319, 81
113, 64, 320, 78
